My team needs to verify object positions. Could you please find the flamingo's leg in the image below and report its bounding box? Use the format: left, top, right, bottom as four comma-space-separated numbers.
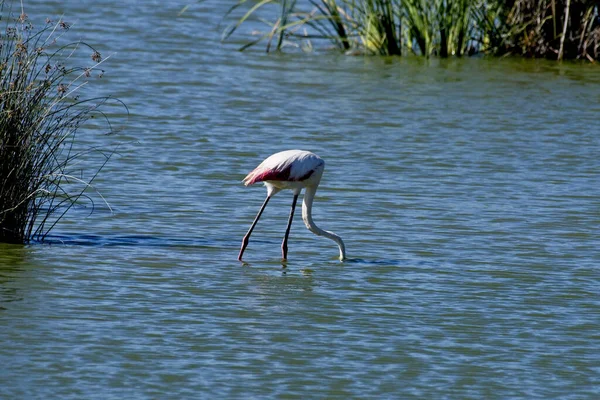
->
238, 195, 271, 261
281, 194, 299, 261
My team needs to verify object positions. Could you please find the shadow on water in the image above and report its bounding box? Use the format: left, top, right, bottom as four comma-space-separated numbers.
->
44, 233, 214, 249
43, 235, 414, 265
0, 244, 30, 308
44, 234, 419, 275
344, 257, 426, 269
0, 243, 28, 267
240, 255, 417, 275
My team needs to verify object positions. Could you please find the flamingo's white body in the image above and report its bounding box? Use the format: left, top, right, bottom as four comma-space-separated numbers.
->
238, 150, 346, 262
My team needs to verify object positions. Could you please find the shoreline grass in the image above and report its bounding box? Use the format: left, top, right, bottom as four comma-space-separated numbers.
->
0, 2, 122, 244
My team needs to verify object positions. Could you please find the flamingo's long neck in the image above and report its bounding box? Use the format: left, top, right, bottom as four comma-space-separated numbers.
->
302, 186, 346, 261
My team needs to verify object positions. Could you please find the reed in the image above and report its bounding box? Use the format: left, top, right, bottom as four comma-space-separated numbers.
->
353, 0, 402, 55
221, 0, 600, 60
222, 0, 401, 54
0, 4, 119, 243
481, 0, 600, 61
401, 0, 432, 55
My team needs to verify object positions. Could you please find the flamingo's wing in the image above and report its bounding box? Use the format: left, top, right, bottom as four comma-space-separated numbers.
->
242, 150, 323, 186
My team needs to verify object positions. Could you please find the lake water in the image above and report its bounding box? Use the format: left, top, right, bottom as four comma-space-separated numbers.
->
1, 1, 599, 398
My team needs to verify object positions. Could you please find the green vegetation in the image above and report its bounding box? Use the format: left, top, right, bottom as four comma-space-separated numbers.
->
0, 3, 120, 244
222, 0, 600, 60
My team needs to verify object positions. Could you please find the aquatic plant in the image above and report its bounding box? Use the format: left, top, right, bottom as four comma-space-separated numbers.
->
221, 0, 477, 55
222, 0, 403, 54
0, 3, 120, 243
479, 0, 600, 61
220, 0, 600, 60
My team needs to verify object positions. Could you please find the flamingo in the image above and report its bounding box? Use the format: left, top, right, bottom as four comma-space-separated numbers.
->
238, 150, 346, 262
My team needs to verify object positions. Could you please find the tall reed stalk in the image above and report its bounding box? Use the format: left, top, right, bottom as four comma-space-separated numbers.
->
354, 0, 402, 55
0, 3, 119, 244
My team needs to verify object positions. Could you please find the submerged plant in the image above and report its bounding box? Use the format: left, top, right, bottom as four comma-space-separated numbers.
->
0, 3, 121, 243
